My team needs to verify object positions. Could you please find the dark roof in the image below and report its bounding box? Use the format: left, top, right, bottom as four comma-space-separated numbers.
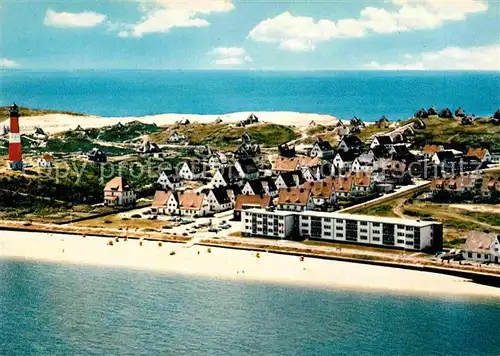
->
314, 138, 333, 151
336, 150, 357, 162
237, 158, 259, 174
340, 135, 362, 147
87, 148, 107, 157
221, 166, 241, 183
435, 151, 455, 162
247, 177, 277, 195
392, 145, 410, 156
185, 161, 207, 174
210, 187, 231, 205
370, 146, 390, 159
279, 170, 305, 187
374, 135, 393, 146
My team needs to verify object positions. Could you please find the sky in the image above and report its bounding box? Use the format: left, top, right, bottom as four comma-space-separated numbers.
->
1, 0, 499, 70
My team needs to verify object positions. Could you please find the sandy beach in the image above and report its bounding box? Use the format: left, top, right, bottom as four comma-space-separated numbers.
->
1, 230, 499, 298
1, 111, 342, 135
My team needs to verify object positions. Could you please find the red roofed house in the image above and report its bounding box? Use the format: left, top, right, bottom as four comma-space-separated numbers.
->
277, 187, 314, 212
37, 153, 55, 168
104, 177, 136, 207
467, 148, 491, 163
233, 194, 272, 221
151, 191, 178, 215
178, 190, 209, 216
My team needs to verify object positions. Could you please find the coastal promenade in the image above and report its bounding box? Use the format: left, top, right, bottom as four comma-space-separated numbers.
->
1, 219, 500, 285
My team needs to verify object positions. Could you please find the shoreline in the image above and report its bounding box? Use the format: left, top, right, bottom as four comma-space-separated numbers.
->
1, 230, 500, 298
0, 111, 348, 135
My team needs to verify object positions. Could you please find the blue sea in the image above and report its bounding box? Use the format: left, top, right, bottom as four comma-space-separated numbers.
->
1, 70, 499, 121
1, 259, 500, 355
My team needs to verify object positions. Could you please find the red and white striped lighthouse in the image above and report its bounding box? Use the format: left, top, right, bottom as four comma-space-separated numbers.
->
8, 103, 23, 171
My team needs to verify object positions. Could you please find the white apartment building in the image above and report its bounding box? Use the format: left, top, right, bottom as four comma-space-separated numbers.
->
242, 209, 296, 240
242, 209, 443, 251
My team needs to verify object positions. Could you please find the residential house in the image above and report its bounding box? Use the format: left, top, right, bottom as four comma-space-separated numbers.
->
467, 148, 491, 163
87, 148, 107, 163
310, 138, 335, 159
178, 190, 209, 216
205, 188, 233, 213
235, 158, 260, 181
37, 153, 55, 167
277, 187, 314, 212
208, 152, 228, 170
211, 165, 242, 188
490, 150, 500, 164
225, 185, 242, 205
328, 176, 354, 200
233, 194, 272, 221
370, 135, 393, 150
274, 170, 305, 190
301, 163, 333, 181
351, 172, 373, 195
303, 181, 335, 207
242, 177, 278, 197
423, 144, 444, 159
138, 140, 161, 154
167, 131, 186, 143
272, 156, 321, 173
352, 153, 375, 173
481, 176, 500, 199
234, 142, 260, 159
278, 142, 296, 158
151, 191, 179, 215
157, 170, 183, 190
338, 135, 362, 152
462, 231, 500, 264
179, 161, 205, 181
103, 177, 136, 207
431, 151, 455, 166
333, 150, 357, 171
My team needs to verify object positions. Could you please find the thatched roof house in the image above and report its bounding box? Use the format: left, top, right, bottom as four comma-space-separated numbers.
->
428, 106, 438, 116
414, 108, 429, 119
439, 107, 453, 119
455, 107, 466, 117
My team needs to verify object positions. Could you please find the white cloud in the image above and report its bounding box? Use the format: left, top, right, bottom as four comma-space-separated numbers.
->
363, 44, 500, 70
210, 46, 252, 66
210, 47, 246, 56
1, 58, 20, 69
248, 1, 488, 51
44, 8, 107, 28
119, 0, 234, 37
214, 57, 243, 65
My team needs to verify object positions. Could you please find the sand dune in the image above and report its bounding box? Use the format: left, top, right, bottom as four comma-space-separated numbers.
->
1, 231, 499, 298
1, 111, 341, 135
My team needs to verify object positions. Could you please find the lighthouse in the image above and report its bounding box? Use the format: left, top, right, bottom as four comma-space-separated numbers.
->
8, 103, 23, 171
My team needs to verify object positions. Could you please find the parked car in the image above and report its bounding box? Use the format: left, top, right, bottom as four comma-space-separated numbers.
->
208, 227, 219, 233
162, 225, 172, 230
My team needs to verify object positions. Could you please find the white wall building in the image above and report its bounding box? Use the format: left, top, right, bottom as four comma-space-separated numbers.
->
242, 209, 297, 239
242, 209, 443, 251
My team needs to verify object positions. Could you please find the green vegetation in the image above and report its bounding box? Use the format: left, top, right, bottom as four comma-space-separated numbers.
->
353, 203, 397, 217
29, 137, 133, 155
153, 123, 299, 148
0, 106, 85, 117
406, 116, 500, 149
62, 121, 161, 143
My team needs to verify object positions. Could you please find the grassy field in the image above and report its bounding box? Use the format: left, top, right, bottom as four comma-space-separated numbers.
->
0, 106, 85, 117
152, 123, 299, 149
405, 116, 500, 149
60, 121, 161, 143
74, 213, 170, 232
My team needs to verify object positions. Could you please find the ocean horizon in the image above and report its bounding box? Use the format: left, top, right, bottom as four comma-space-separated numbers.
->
1, 70, 499, 121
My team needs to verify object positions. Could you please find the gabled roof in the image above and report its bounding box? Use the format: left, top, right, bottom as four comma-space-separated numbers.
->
273, 156, 321, 171
314, 138, 333, 151
210, 187, 231, 205
105, 177, 130, 192
340, 135, 362, 147
152, 191, 176, 207
327, 176, 353, 193
278, 170, 305, 187
352, 172, 371, 187
247, 177, 277, 195
88, 147, 106, 157
463, 231, 499, 253
278, 187, 311, 206
435, 151, 455, 162
40, 153, 53, 161
237, 158, 259, 174
303, 181, 333, 199
392, 145, 411, 156
374, 135, 393, 146
235, 194, 272, 211
356, 153, 375, 165
178, 190, 205, 210
220, 165, 241, 183
423, 144, 442, 155
370, 146, 390, 159
467, 148, 489, 160
183, 160, 207, 174
336, 150, 357, 162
